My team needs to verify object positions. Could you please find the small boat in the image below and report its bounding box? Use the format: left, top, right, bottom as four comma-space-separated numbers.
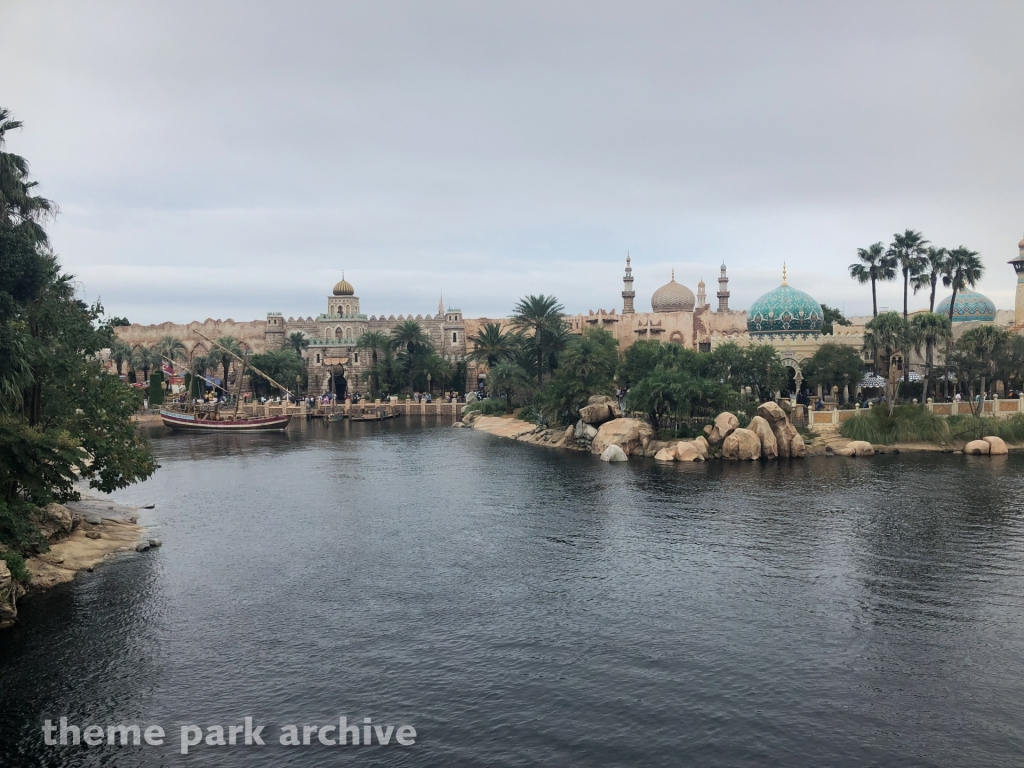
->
160, 409, 291, 432
350, 406, 396, 422
327, 412, 346, 423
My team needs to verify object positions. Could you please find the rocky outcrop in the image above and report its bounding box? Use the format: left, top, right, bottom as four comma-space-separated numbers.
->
578, 395, 622, 426
722, 428, 761, 460
788, 433, 807, 458
0, 560, 19, 630
756, 401, 787, 424
747, 416, 778, 460
964, 439, 991, 455
707, 412, 739, 446
983, 436, 1008, 455
600, 445, 628, 462
692, 436, 710, 460
675, 441, 705, 462
32, 503, 74, 543
834, 440, 875, 457
592, 418, 654, 457
654, 446, 677, 462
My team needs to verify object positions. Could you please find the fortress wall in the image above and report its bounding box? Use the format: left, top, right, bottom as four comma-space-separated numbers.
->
115, 319, 268, 354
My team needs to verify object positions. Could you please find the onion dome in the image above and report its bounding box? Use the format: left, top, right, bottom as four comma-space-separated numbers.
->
935, 290, 996, 322
333, 276, 354, 296
651, 270, 695, 312
1019, 233, 1024, 249
747, 267, 823, 336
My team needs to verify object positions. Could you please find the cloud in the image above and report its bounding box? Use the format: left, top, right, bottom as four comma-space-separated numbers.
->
3, 0, 1023, 322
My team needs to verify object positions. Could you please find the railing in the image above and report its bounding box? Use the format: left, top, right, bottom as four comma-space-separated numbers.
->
805, 394, 1024, 430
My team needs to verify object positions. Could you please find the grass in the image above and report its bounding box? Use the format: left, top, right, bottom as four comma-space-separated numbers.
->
840, 405, 1024, 446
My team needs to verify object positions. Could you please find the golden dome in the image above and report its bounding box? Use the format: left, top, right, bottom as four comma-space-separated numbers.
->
651, 270, 695, 313
333, 277, 354, 296
1018, 233, 1024, 250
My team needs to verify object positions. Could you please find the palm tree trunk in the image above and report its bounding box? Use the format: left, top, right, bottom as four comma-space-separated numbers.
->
871, 278, 877, 317
903, 269, 909, 320
536, 324, 543, 387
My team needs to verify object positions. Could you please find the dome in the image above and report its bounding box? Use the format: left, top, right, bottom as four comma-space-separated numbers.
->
651, 272, 695, 313
747, 282, 823, 336
333, 278, 354, 296
935, 290, 996, 322
1018, 233, 1024, 249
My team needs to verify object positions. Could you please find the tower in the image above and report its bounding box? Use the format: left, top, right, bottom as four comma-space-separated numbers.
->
1010, 234, 1024, 327
697, 279, 706, 308
621, 254, 636, 314
717, 262, 730, 312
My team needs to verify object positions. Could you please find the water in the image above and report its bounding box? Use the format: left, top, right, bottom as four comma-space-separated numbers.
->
2, 420, 1024, 767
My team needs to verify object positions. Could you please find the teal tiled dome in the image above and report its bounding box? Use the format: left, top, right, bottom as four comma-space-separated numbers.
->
747, 282, 823, 336
935, 290, 996, 322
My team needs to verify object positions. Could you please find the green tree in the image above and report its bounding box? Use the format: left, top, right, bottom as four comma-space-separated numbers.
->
356, 330, 391, 398
863, 312, 912, 414
820, 304, 851, 336
940, 246, 984, 396
616, 339, 666, 390
247, 349, 306, 398
912, 247, 949, 312
286, 331, 309, 355
131, 346, 158, 387
212, 336, 243, 390
887, 229, 929, 321
489, 361, 534, 413
910, 312, 952, 402
109, 339, 132, 376
510, 295, 565, 386
849, 242, 896, 317
153, 335, 186, 364
467, 322, 515, 368
801, 343, 863, 402
951, 325, 1007, 414
390, 319, 432, 394
540, 327, 618, 423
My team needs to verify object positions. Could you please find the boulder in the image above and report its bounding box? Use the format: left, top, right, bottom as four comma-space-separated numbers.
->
790, 434, 807, 458
756, 401, 788, 424
587, 394, 615, 406
748, 416, 778, 460
849, 440, 874, 457
600, 445, 628, 462
33, 503, 73, 543
771, 419, 799, 458
579, 401, 622, 426
692, 436, 710, 460
703, 424, 713, 437
149, 538, 162, 548
722, 428, 761, 460
85, 515, 102, 526
135, 541, 151, 552
708, 412, 739, 446
983, 436, 1008, 455
654, 447, 677, 462
565, 425, 575, 443
964, 439, 991, 455
0, 560, 16, 629
592, 418, 654, 457
462, 411, 481, 426
574, 420, 598, 441
674, 441, 704, 462
451, 422, 465, 428
85, 530, 102, 540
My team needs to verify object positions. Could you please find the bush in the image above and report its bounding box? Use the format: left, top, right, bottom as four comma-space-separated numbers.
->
840, 405, 951, 445
0, 549, 30, 583
946, 413, 1024, 444
462, 398, 506, 416
518, 405, 546, 425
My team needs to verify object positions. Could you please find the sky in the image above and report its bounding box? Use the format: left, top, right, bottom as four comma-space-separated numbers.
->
2, 0, 1023, 324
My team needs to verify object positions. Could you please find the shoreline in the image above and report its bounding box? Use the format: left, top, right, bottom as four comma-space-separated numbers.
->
1, 493, 155, 629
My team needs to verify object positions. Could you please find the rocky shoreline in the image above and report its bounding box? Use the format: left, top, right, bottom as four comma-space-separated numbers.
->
0, 494, 160, 630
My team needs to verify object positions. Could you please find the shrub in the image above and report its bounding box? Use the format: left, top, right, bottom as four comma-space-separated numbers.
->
463, 398, 505, 416
518, 405, 546, 425
840, 405, 951, 445
0, 549, 30, 583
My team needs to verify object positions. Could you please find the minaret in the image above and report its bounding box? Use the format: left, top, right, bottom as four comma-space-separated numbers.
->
1010, 234, 1024, 327
622, 253, 636, 314
438, 293, 445, 317
716, 261, 730, 312
697, 278, 706, 308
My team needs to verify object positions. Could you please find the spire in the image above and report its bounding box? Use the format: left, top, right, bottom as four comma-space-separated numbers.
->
717, 261, 730, 312
782, 262, 787, 286
671, 268, 675, 281
439, 292, 444, 316
621, 252, 636, 314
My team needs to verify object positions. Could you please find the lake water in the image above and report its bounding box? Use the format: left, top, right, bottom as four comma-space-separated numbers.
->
2, 420, 1024, 767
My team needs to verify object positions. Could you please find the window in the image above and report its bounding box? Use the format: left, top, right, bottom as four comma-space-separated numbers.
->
354, 353, 359, 363
699, 342, 711, 353
452, 332, 458, 343
316, 354, 321, 364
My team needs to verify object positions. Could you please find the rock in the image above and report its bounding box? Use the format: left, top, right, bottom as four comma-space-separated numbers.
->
692, 436, 710, 460
748, 416, 778, 460
135, 541, 151, 552
771, 419, 799, 458
578, 402, 622, 426
565, 425, 575, 443
149, 538, 162, 548
451, 422, 464, 428
33, 503, 74, 543
707, 412, 739, 446
0, 560, 17, 629
85, 515, 102, 526
574, 420, 598, 441
587, 394, 615, 406
600, 445, 628, 462
756, 401, 788, 423
983, 436, 1008, 455
790, 434, 807, 458
703, 424, 713, 436
85, 530, 102, 540
848, 440, 875, 457
654, 447, 677, 462
592, 418, 654, 457
674, 441, 704, 462
964, 439, 991, 455
722, 428, 762, 460
140, 503, 156, 509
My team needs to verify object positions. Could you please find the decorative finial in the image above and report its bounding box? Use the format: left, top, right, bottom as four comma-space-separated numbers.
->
782, 262, 787, 285
626, 251, 631, 264
671, 268, 675, 280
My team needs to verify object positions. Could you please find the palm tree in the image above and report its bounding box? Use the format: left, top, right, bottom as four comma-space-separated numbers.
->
863, 312, 910, 414
153, 336, 186, 366
0, 107, 54, 235
940, 246, 983, 398
912, 247, 949, 312
109, 339, 132, 376
131, 346, 158, 385
956, 325, 1006, 414
849, 242, 896, 317
423, 353, 453, 395
356, 331, 391, 398
467, 322, 515, 368
510, 295, 565, 386
286, 331, 309, 356
887, 230, 929, 321
911, 312, 952, 403
390, 320, 431, 395
489, 361, 533, 413
213, 336, 243, 389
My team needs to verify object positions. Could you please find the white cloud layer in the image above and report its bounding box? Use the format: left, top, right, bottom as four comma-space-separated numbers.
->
2, 0, 1023, 323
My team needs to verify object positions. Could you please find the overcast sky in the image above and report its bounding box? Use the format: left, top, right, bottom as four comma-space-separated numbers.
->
2, 1, 1023, 324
